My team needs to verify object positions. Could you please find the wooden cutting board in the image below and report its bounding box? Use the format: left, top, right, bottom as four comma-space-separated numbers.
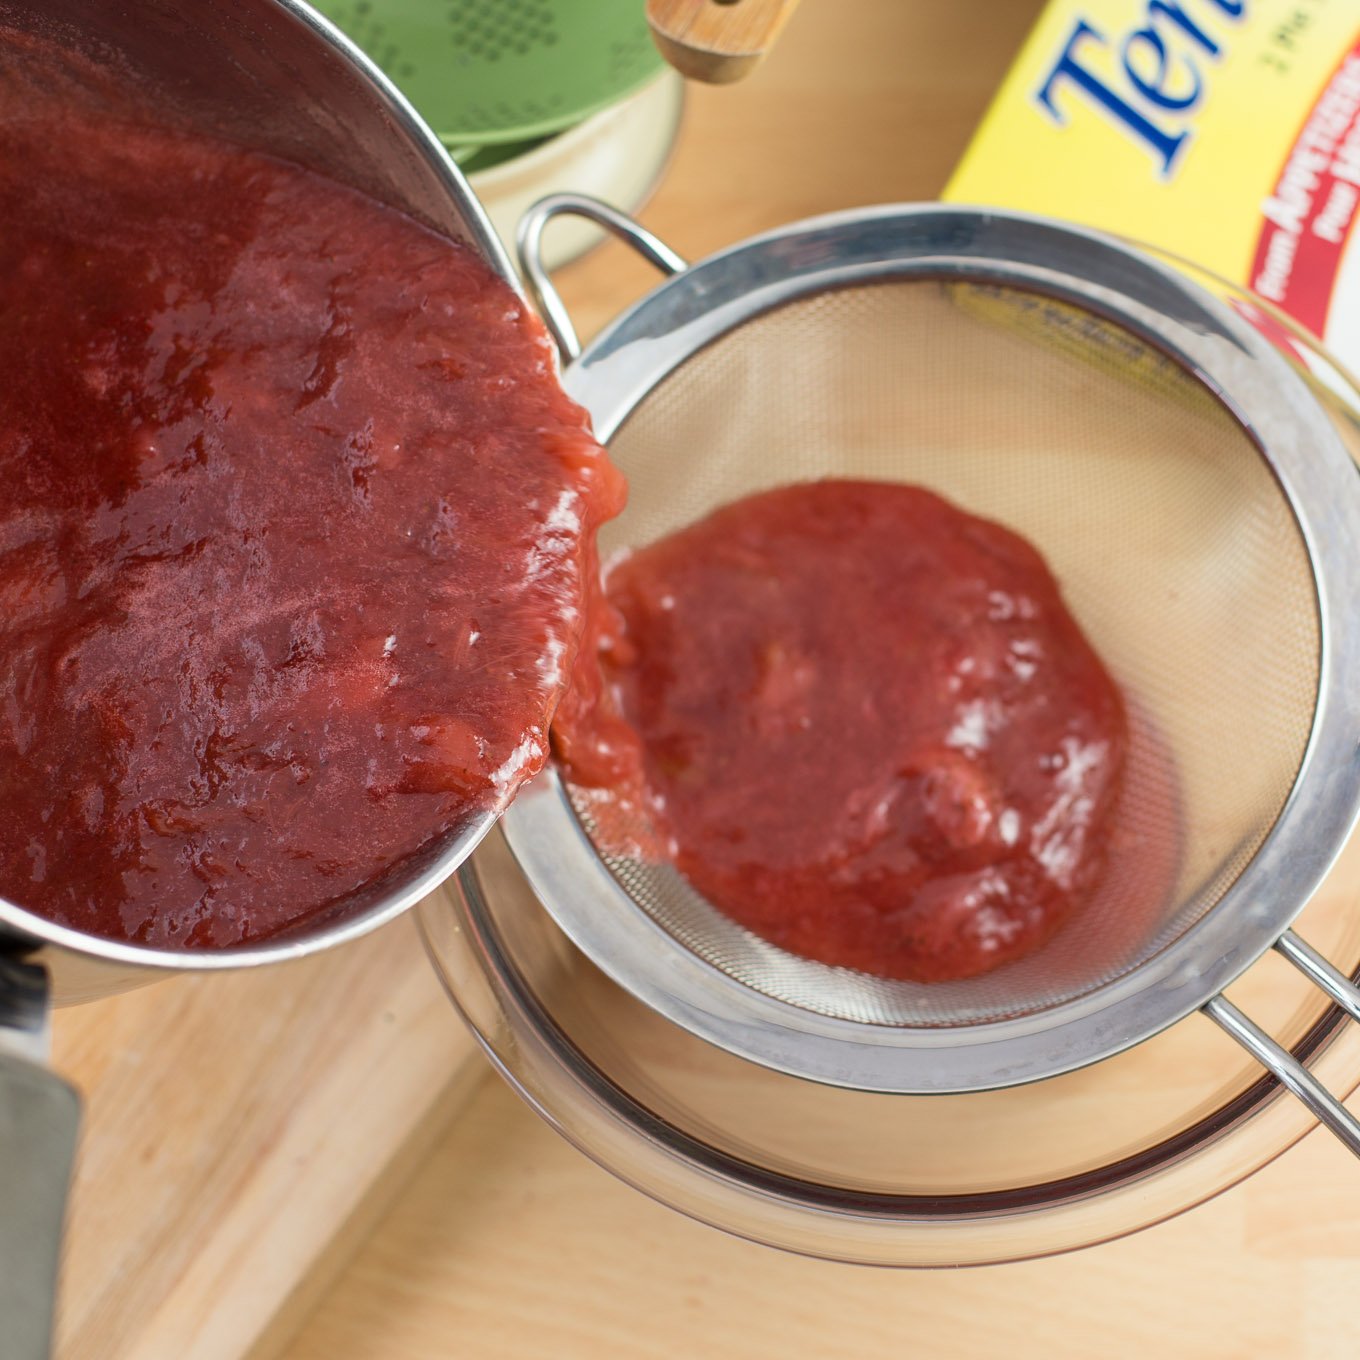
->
281, 1058, 1360, 1360
50, 901, 485, 1360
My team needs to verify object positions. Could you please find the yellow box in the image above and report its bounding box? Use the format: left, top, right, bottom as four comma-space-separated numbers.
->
944, 1, 1360, 371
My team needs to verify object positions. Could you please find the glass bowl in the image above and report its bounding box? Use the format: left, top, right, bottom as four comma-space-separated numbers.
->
421, 229, 1360, 1267
420, 825, 1360, 1266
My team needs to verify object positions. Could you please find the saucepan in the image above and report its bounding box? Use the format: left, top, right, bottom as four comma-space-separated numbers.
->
0, 2, 516, 1354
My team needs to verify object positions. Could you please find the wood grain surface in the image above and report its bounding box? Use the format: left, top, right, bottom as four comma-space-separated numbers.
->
52, 908, 482, 1360
283, 1073, 1360, 1360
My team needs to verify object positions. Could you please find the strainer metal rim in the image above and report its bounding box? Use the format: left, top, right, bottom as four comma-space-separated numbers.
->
504, 199, 1360, 1095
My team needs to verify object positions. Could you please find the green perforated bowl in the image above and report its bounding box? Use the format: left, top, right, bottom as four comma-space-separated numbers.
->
312, 0, 666, 146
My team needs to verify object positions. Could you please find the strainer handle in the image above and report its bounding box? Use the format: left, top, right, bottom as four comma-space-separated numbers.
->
1203, 929, 1360, 1157
517, 194, 688, 361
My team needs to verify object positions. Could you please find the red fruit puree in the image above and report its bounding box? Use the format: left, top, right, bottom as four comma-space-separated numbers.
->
555, 482, 1130, 984
0, 59, 622, 947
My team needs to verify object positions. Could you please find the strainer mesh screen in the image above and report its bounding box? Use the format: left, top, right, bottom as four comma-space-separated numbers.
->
568, 279, 1321, 1027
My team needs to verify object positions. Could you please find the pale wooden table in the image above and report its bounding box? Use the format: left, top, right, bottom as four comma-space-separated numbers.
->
275, 3, 1360, 1357
285, 1076, 1360, 1360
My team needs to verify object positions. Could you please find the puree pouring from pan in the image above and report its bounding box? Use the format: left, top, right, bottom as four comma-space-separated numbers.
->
0, 34, 620, 951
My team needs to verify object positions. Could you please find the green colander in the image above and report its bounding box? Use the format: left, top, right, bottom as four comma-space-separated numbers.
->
314, 0, 666, 147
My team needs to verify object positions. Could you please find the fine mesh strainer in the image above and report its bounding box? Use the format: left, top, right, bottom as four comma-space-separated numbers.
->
508, 195, 1360, 1148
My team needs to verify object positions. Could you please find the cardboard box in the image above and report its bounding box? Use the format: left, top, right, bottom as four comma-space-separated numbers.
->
944, 1, 1360, 374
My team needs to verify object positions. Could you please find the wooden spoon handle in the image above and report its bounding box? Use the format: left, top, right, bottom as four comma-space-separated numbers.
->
646, 0, 801, 85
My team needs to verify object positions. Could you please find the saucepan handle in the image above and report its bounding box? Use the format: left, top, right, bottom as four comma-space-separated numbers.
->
0, 956, 81, 1360
1203, 929, 1360, 1155
646, 0, 802, 85
517, 193, 688, 362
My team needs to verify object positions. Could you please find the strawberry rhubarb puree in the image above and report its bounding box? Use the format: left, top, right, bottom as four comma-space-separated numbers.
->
556, 482, 1129, 984
0, 65, 621, 947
